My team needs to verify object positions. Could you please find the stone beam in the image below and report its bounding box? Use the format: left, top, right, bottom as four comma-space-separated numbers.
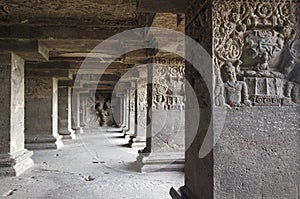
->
40, 39, 105, 52
71, 74, 120, 87
0, 24, 137, 40
69, 69, 127, 76
25, 69, 70, 78
58, 80, 116, 88
82, 83, 114, 90
26, 61, 134, 70
76, 74, 120, 82
0, 39, 49, 61
137, 0, 193, 13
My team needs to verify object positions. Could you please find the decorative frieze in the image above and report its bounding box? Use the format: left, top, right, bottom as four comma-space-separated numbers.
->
153, 56, 185, 96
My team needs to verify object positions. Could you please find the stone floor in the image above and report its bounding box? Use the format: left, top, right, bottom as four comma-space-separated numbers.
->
0, 128, 184, 199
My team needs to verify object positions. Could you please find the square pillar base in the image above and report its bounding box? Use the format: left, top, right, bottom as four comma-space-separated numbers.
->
59, 130, 76, 140
0, 149, 34, 176
136, 151, 184, 173
72, 127, 81, 134
128, 137, 146, 148
25, 134, 63, 150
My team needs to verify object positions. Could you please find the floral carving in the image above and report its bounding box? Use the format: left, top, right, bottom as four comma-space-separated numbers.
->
153, 57, 185, 96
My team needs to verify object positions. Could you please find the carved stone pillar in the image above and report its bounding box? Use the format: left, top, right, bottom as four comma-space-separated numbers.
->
171, 1, 300, 198
111, 92, 124, 129
129, 77, 147, 148
112, 93, 124, 128
111, 92, 122, 128
71, 89, 81, 133
121, 89, 130, 133
58, 87, 76, 139
137, 57, 185, 172
25, 76, 63, 150
79, 92, 89, 128
0, 53, 33, 176
124, 83, 137, 138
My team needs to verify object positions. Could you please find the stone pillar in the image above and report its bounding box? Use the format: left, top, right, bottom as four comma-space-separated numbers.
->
111, 93, 122, 127
171, 1, 300, 198
79, 92, 89, 128
129, 77, 147, 148
112, 93, 123, 128
119, 95, 125, 128
124, 83, 137, 138
116, 96, 122, 127
58, 87, 76, 139
25, 76, 63, 150
137, 57, 185, 172
121, 89, 130, 132
71, 89, 81, 133
0, 53, 33, 176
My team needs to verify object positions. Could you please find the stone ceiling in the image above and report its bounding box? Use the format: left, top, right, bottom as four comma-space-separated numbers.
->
0, 0, 190, 91
0, 0, 138, 26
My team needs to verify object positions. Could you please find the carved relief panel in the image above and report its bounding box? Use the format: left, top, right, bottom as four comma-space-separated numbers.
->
152, 56, 185, 111
212, 0, 300, 107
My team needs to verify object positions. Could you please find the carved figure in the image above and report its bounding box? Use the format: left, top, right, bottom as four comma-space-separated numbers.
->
86, 97, 99, 127
99, 99, 114, 126
153, 95, 165, 110
257, 51, 270, 71
221, 62, 251, 107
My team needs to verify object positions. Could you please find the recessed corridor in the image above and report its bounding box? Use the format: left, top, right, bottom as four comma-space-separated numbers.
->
0, 128, 183, 199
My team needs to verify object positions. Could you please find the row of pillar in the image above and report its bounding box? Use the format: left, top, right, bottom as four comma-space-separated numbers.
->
0, 52, 185, 175
115, 58, 185, 172
0, 53, 102, 175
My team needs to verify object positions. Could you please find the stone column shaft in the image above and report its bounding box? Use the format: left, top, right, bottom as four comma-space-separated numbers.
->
71, 89, 81, 133
122, 90, 130, 132
129, 78, 147, 148
124, 85, 137, 138
25, 76, 63, 150
0, 53, 33, 176
58, 87, 76, 139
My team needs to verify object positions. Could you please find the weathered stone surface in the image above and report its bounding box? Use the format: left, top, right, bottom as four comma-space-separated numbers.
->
0, 53, 33, 176
214, 107, 299, 198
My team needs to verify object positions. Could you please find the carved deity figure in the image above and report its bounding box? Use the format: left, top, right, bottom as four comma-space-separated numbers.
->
86, 97, 99, 127
257, 52, 270, 71
99, 99, 114, 126
153, 95, 166, 110
221, 62, 252, 107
